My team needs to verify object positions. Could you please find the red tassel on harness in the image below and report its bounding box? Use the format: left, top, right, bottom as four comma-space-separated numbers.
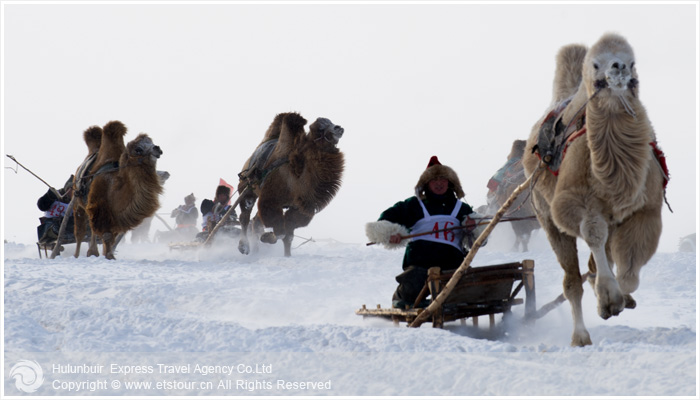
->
649, 141, 670, 189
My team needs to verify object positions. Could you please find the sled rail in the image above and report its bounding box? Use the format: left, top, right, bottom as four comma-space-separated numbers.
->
356, 260, 535, 329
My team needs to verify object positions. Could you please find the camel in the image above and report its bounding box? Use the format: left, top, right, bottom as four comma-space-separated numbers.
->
486, 139, 540, 252
73, 121, 164, 259
237, 112, 344, 257
522, 33, 668, 346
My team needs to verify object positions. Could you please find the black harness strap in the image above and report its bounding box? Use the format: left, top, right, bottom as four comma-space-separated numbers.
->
75, 156, 120, 201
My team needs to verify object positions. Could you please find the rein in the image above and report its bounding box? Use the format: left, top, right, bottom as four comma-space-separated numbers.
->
533, 83, 673, 213
75, 158, 120, 200
238, 157, 289, 188
536, 87, 604, 175
365, 216, 538, 246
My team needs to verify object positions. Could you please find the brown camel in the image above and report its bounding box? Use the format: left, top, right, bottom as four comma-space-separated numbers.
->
486, 139, 540, 252
73, 121, 164, 259
237, 112, 345, 257
522, 33, 668, 346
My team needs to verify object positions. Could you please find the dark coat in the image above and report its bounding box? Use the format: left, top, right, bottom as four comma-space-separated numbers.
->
379, 191, 473, 270
37, 188, 64, 211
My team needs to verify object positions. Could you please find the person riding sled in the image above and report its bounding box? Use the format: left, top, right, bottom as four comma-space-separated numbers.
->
170, 193, 199, 238
196, 184, 241, 241
365, 156, 487, 309
36, 175, 77, 244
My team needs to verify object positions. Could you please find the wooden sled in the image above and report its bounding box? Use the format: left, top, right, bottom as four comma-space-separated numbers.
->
167, 226, 242, 251
356, 260, 535, 329
37, 241, 62, 259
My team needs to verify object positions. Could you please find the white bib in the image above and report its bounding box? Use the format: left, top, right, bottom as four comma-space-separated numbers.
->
410, 197, 464, 251
44, 201, 69, 218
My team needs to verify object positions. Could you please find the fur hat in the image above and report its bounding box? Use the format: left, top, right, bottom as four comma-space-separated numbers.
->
185, 193, 196, 204
215, 185, 231, 198
415, 156, 465, 199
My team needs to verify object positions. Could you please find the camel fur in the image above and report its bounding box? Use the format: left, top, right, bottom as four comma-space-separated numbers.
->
237, 112, 345, 257
522, 33, 666, 346
73, 121, 164, 259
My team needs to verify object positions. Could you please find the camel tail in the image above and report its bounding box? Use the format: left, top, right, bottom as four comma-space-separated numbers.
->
83, 126, 102, 155
552, 44, 588, 103
102, 120, 128, 140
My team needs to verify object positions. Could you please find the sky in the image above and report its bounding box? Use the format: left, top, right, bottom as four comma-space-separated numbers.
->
1, 1, 697, 253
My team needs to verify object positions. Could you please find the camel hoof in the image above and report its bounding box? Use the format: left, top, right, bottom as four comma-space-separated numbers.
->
624, 294, 637, 309
571, 331, 593, 347
598, 299, 625, 320
260, 232, 278, 244
595, 276, 625, 319
238, 240, 250, 255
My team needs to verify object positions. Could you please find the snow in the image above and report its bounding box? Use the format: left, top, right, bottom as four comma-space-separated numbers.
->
2, 228, 697, 397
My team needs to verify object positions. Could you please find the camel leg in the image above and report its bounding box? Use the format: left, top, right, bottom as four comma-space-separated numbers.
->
540, 214, 591, 346
511, 233, 521, 252
249, 214, 264, 253
86, 225, 100, 258
522, 232, 531, 252
280, 208, 313, 257
610, 206, 662, 310
579, 214, 625, 320
237, 193, 257, 255
257, 197, 284, 245
101, 232, 116, 260
73, 207, 87, 258
551, 190, 624, 323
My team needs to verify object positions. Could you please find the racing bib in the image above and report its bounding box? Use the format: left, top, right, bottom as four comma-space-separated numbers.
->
44, 201, 69, 218
410, 197, 464, 251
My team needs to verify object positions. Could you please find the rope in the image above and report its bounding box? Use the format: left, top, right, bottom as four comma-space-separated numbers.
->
5, 154, 63, 199
292, 235, 315, 249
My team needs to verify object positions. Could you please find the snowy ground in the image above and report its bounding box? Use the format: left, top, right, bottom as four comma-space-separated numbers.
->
2, 226, 697, 397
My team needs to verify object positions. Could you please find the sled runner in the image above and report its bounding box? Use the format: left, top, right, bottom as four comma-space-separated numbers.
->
36, 234, 94, 259
166, 226, 242, 251
356, 260, 535, 329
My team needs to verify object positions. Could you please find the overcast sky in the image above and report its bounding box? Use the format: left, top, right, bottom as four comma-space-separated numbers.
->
2, 1, 697, 253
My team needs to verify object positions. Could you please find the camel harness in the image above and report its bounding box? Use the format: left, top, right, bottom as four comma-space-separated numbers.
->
534, 96, 672, 211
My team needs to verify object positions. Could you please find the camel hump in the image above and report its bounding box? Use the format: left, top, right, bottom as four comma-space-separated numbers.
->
83, 125, 102, 155
261, 112, 307, 143
281, 112, 307, 132
552, 43, 588, 103
102, 120, 127, 139
593, 32, 634, 55
276, 112, 308, 154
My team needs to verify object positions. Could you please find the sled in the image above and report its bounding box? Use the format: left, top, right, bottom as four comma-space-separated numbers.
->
36, 235, 92, 259
356, 260, 535, 329
167, 226, 243, 251
37, 241, 62, 259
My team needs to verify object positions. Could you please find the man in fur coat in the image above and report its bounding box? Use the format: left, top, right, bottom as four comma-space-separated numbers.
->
195, 185, 241, 241
36, 175, 76, 244
171, 193, 199, 236
365, 156, 486, 309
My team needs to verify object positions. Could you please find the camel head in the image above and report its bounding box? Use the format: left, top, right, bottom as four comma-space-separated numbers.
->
123, 133, 162, 166
583, 33, 638, 99
309, 117, 344, 147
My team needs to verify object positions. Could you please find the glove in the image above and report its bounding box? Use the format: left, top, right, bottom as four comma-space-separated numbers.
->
365, 220, 410, 250
462, 212, 488, 251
